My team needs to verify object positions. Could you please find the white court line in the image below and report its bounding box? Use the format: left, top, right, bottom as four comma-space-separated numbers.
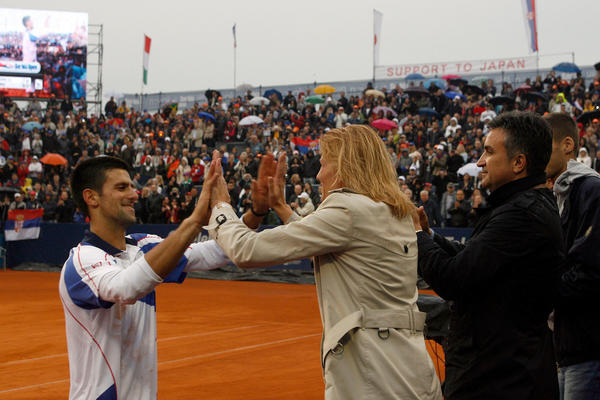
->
158, 324, 267, 342
0, 353, 68, 367
158, 332, 321, 366
0, 379, 69, 395
0, 324, 270, 367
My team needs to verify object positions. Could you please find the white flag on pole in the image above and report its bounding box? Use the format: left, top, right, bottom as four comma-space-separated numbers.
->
373, 9, 383, 67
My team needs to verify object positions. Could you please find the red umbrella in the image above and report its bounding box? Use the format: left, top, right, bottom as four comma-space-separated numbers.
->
442, 74, 462, 80
514, 84, 533, 94
371, 119, 398, 130
107, 118, 124, 126
40, 153, 68, 166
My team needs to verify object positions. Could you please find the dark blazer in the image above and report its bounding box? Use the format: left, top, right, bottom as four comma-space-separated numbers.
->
417, 174, 563, 400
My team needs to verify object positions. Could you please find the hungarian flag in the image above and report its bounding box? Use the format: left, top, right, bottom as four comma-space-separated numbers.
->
143, 35, 151, 85
5, 209, 44, 241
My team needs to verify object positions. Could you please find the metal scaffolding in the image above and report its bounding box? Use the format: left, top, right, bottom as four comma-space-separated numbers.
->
87, 24, 103, 115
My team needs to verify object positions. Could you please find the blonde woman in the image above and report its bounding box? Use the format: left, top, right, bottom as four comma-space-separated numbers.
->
204, 125, 442, 399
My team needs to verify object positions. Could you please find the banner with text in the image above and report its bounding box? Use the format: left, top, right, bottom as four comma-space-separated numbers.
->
376, 56, 537, 80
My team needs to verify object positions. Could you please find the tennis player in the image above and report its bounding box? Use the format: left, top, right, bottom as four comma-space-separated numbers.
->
59, 155, 229, 399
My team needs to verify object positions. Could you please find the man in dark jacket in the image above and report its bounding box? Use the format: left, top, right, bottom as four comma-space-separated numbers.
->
414, 111, 563, 400
417, 189, 442, 227
544, 113, 600, 399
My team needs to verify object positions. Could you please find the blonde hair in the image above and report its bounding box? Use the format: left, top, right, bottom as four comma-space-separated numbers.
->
320, 125, 414, 219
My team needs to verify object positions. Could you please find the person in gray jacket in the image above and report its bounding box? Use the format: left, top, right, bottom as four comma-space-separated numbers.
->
203, 125, 442, 400
545, 113, 600, 400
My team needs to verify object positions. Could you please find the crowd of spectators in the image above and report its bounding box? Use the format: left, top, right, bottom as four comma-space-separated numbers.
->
1, 66, 599, 228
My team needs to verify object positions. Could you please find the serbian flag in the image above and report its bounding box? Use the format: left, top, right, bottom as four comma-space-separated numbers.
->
4, 209, 44, 241
522, 0, 538, 53
143, 35, 151, 85
291, 137, 319, 155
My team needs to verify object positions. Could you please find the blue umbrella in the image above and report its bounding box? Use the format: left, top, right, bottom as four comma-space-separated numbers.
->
418, 107, 440, 118
424, 78, 446, 90
405, 73, 425, 80
552, 62, 581, 74
198, 112, 215, 121
264, 89, 283, 101
445, 91, 467, 101
22, 121, 43, 131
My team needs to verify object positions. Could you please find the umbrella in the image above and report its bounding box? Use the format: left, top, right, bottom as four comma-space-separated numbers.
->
457, 162, 482, 177
197, 112, 215, 121
314, 84, 336, 95
236, 83, 254, 92
445, 91, 467, 101
552, 62, 581, 74
489, 96, 515, 106
404, 86, 430, 96
463, 85, 485, 96
418, 108, 440, 118
365, 89, 385, 98
371, 119, 397, 130
239, 115, 264, 126
106, 118, 124, 126
470, 76, 489, 85
0, 186, 19, 194
424, 78, 446, 90
523, 92, 547, 102
373, 106, 397, 117
264, 89, 283, 101
305, 95, 325, 104
204, 89, 222, 100
40, 153, 68, 166
449, 78, 468, 86
442, 74, 462, 80
22, 121, 43, 131
249, 96, 270, 106
576, 109, 600, 124
405, 73, 425, 80
514, 84, 533, 94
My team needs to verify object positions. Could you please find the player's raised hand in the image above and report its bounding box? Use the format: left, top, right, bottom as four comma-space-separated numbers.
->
251, 152, 276, 214
268, 152, 287, 209
192, 150, 222, 226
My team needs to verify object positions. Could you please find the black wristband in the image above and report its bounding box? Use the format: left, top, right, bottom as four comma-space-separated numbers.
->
251, 207, 268, 217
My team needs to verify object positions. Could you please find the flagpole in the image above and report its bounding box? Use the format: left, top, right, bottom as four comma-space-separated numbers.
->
372, 10, 375, 85
141, 34, 145, 112
233, 23, 237, 100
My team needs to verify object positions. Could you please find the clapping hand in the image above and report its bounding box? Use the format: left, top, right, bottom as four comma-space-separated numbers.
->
251, 153, 276, 214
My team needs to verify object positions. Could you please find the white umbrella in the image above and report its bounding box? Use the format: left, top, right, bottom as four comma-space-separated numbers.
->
239, 115, 264, 126
457, 162, 482, 177
249, 96, 270, 106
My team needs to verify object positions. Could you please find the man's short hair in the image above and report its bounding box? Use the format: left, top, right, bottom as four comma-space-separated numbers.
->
71, 156, 131, 216
22, 16, 30, 27
488, 111, 552, 176
543, 112, 579, 154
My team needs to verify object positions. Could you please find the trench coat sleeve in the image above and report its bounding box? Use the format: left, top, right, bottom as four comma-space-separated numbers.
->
206, 199, 352, 268
417, 208, 537, 301
559, 180, 600, 300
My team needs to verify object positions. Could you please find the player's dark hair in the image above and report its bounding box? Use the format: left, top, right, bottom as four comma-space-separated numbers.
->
488, 111, 552, 176
71, 156, 131, 216
22, 16, 30, 27
543, 112, 579, 154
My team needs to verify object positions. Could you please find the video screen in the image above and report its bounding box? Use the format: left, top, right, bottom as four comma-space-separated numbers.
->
0, 8, 88, 99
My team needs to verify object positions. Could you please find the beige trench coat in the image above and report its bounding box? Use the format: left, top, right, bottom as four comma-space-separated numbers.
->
207, 190, 442, 400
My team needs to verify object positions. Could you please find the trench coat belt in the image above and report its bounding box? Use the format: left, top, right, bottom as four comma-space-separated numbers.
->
321, 308, 427, 365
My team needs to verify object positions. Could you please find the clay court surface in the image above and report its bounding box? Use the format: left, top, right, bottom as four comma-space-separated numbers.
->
0, 270, 444, 399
